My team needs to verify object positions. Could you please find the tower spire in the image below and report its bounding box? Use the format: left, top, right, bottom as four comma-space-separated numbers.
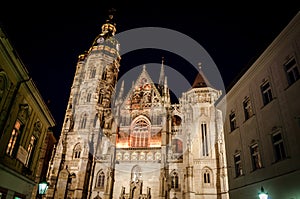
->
159, 57, 165, 86
191, 62, 213, 88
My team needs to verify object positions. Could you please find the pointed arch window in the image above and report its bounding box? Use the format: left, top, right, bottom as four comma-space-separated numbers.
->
130, 119, 150, 148
131, 165, 142, 182
170, 171, 179, 189
73, 143, 82, 159
80, 114, 88, 129
102, 70, 107, 80
90, 67, 96, 79
96, 170, 105, 189
203, 168, 211, 184
87, 92, 92, 102
93, 114, 98, 127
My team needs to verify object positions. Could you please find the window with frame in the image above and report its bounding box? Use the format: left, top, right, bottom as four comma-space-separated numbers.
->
25, 135, 36, 166
272, 132, 287, 162
203, 169, 211, 184
102, 70, 107, 80
201, 122, 209, 156
234, 153, 243, 177
73, 144, 81, 159
250, 143, 262, 170
171, 171, 179, 189
90, 67, 96, 79
261, 80, 273, 105
6, 120, 23, 156
87, 92, 92, 102
229, 111, 237, 132
96, 170, 105, 189
130, 120, 150, 148
93, 114, 98, 127
243, 97, 253, 120
284, 57, 299, 85
80, 114, 88, 129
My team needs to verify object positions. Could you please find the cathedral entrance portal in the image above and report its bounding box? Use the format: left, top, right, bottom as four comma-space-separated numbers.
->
119, 165, 151, 199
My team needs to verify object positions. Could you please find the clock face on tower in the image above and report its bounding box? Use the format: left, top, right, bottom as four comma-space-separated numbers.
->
97, 37, 104, 44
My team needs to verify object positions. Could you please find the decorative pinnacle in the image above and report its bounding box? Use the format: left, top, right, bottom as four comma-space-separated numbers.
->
198, 62, 202, 70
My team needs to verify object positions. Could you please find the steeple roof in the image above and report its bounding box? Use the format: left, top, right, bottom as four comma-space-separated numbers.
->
191, 63, 213, 88
92, 8, 117, 46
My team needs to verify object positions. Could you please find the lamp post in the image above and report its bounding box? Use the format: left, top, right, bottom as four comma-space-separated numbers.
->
38, 181, 49, 198
258, 186, 268, 199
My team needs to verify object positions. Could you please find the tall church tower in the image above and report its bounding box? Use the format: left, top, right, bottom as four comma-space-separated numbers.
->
47, 13, 229, 199
47, 11, 121, 199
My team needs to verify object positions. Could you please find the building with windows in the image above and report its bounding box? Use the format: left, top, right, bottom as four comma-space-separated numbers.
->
0, 27, 56, 198
46, 14, 229, 199
217, 11, 300, 199
31, 131, 57, 199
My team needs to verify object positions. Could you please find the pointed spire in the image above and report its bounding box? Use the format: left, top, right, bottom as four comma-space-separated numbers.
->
159, 57, 165, 86
191, 62, 213, 88
143, 64, 146, 71
164, 76, 168, 87
163, 76, 170, 104
118, 80, 124, 99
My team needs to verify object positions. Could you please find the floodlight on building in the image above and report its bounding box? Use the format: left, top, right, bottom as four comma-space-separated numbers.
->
258, 186, 268, 199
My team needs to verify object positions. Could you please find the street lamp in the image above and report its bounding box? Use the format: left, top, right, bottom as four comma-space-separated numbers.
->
258, 186, 268, 199
38, 181, 49, 196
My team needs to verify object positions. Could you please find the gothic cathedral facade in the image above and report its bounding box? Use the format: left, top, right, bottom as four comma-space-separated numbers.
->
47, 15, 229, 199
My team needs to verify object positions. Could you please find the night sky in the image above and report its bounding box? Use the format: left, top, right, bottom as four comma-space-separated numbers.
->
1, 2, 299, 138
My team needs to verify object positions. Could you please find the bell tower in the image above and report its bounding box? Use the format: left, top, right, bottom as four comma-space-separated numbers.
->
46, 9, 121, 199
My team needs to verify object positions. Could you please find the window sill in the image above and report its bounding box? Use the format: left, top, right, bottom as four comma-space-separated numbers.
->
261, 97, 276, 110
243, 114, 255, 124
234, 174, 245, 179
284, 78, 300, 91
271, 156, 290, 164
230, 127, 239, 133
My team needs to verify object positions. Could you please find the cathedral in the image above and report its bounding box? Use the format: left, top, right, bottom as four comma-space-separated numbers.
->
46, 13, 229, 199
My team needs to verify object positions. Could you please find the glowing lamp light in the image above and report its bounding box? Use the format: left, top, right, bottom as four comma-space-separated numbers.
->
38, 181, 49, 195
258, 186, 268, 199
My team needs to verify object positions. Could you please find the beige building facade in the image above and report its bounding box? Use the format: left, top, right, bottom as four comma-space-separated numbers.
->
217, 11, 300, 199
46, 15, 229, 199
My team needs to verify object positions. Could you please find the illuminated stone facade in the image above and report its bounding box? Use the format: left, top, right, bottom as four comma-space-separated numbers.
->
46, 15, 229, 199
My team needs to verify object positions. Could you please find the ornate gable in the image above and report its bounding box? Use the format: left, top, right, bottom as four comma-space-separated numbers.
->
121, 65, 163, 111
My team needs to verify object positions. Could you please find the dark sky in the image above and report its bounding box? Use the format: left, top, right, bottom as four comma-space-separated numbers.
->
1, 2, 299, 138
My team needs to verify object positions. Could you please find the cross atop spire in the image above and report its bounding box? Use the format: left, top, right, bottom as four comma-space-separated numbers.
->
101, 8, 117, 36
107, 8, 116, 25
